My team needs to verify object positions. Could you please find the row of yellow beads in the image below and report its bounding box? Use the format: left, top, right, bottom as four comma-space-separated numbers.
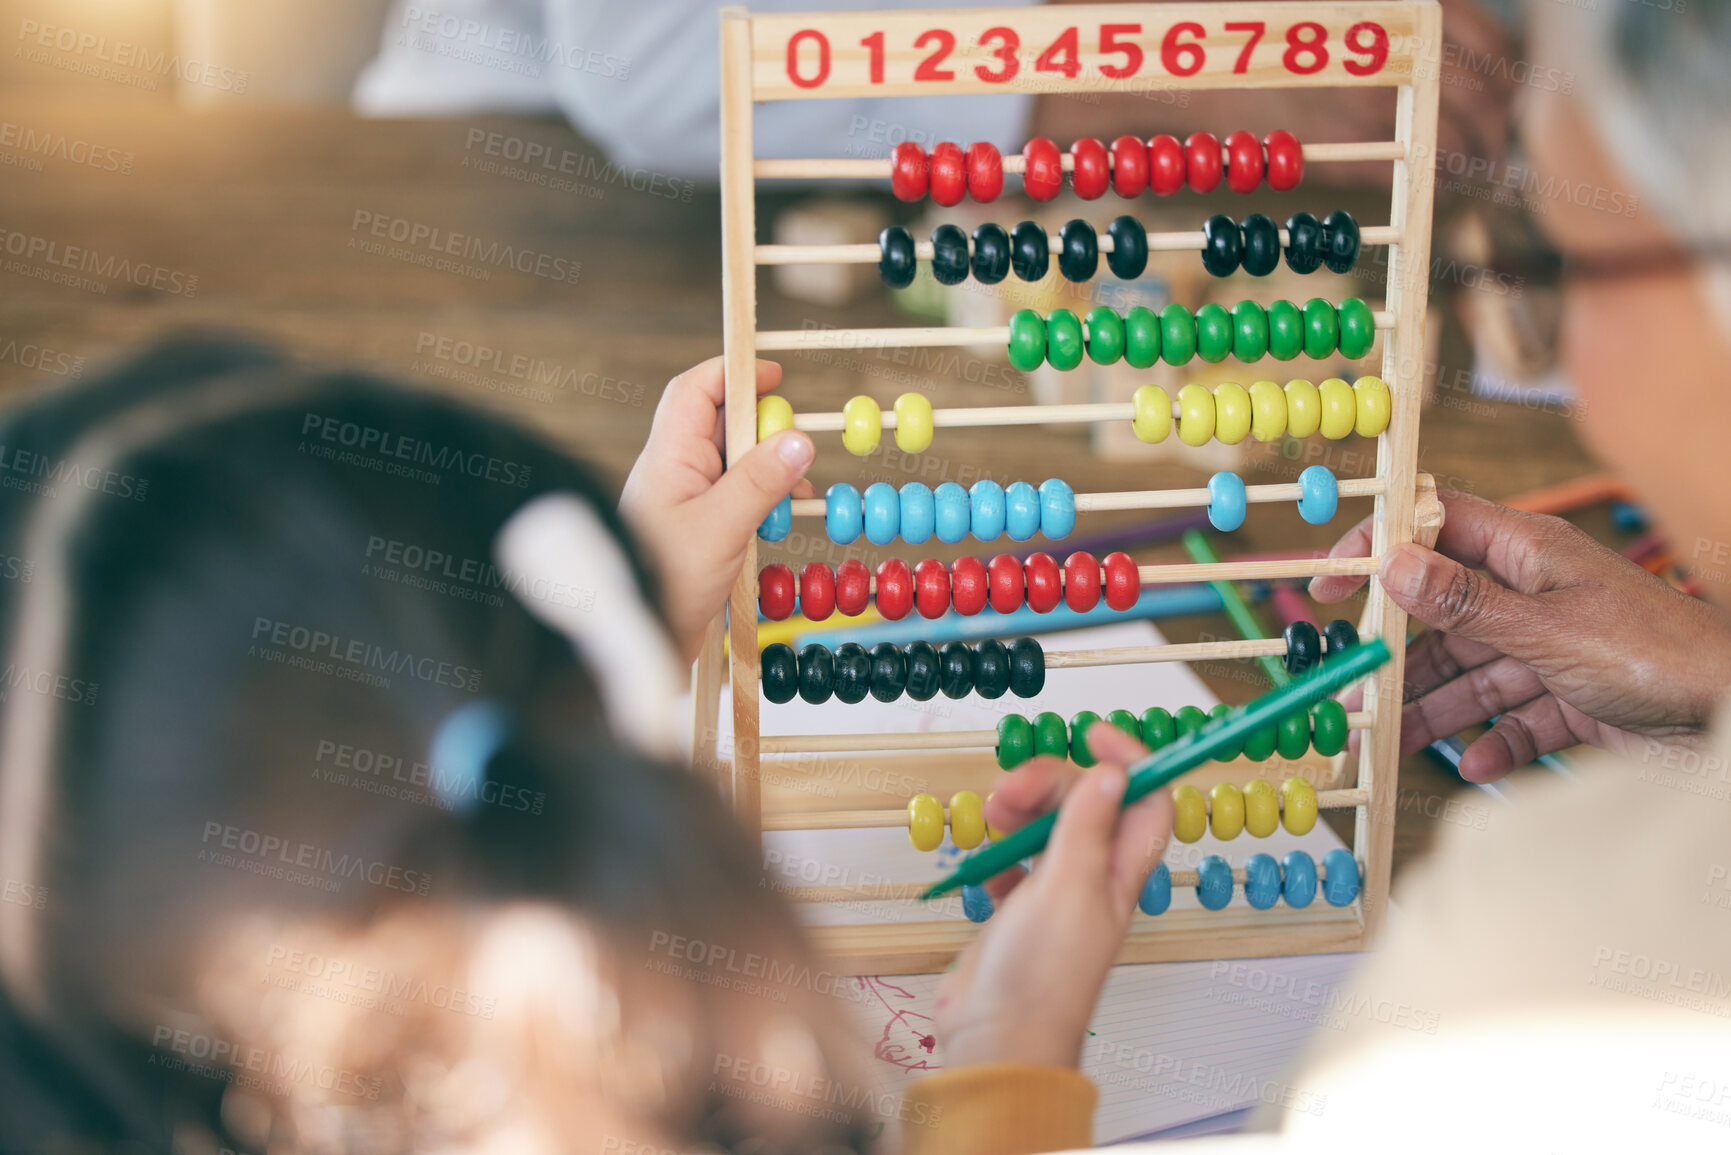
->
1171, 778, 1318, 842
757, 393, 935, 456
1133, 377, 1390, 447
908, 790, 1001, 852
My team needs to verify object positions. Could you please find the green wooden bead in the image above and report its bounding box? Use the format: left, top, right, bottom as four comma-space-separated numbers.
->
1337, 297, 1375, 359
1140, 706, 1176, 750
1124, 305, 1161, 369
1310, 699, 1349, 757
1107, 708, 1140, 740
1159, 302, 1196, 366
1175, 705, 1209, 745
1231, 300, 1269, 362
1070, 710, 1102, 767
1086, 306, 1126, 365
1032, 711, 1069, 759
1008, 309, 1046, 371
1046, 308, 1085, 371
996, 714, 1034, 769
1194, 303, 1233, 363
1267, 300, 1304, 360
1209, 703, 1244, 760
1277, 708, 1311, 760
1242, 720, 1279, 762
1302, 298, 1339, 360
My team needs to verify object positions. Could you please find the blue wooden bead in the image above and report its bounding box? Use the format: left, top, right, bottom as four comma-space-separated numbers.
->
758, 494, 791, 542
1196, 854, 1234, 910
863, 482, 901, 545
934, 482, 971, 544
1207, 471, 1247, 532
1281, 850, 1317, 908
900, 482, 935, 545
1038, 478, 1076, 540
1322, 848, 1360, 906
962, 883, 994, 923
1297, 466, 1339, 525
1244, 853, 1281, 910
1004, 481, 1042, 542
970, 479, 1007, 541
825, 484, 862, 543
1138, 862, 1171, 916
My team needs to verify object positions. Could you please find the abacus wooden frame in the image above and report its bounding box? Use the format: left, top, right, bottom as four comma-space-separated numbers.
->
702, 1, 1441, 976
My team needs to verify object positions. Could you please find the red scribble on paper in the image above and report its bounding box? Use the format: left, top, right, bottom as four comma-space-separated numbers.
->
855, 976, 942, 1074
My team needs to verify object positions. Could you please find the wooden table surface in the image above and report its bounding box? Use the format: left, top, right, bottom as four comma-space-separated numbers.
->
0, 92, 1610, 880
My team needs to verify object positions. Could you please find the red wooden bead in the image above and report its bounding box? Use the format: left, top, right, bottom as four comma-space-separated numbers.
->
1110, 134, 1149, 198
965, 141, 1004, 202
1147, 134, 1186, 196
1021, 136, 1064, 201
987, 553, 1025, 615
1069, 137, 1109, 200
1063, 551, 1101, 612
929, 141, 967, 207
759, 564, 795, 621
875, 558, 914, 620
799, 561, 835, 621
1263, 130, 1304, 192
1025, 552, 1063, 613
1102, 552, 1140, 611
914, 558, 951, 620
891, 142, 929, 201
1184, 132, 1222, 193
951, 556, 989, 616
835, 559, 872, 616
1224, 130, 1264, 194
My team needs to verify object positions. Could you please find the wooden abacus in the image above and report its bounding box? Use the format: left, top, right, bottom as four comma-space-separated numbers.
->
699, 2, 1442, 975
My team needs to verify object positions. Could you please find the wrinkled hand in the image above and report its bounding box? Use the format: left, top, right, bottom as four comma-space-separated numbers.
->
1310, 491, 1731, 781
935, 725, 1172, 1070
620, 357, 813, 663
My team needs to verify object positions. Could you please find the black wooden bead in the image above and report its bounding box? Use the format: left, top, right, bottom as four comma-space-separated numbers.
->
869, 642, 909, 702
931, 224, 971, 286
878, 225, 917, 289
1321, 210, 1360, 274
833, 642, 871, 704
939, 640, 975, 699
971, 223, 1011, 285
905, 640, 941, 701
1057, 219, 1099, 283
973, 639, 1011, 699
1007, 637, 1046, 698
1284, 212, 1323, 274
1240, 213, 1280, 277
1323, 619, 1360, 658
1010, 221, 1050, 282
1200, 214, 1243, 277
762, 643, 798, 704
1106, 215, 1148, 280
797, 643, 834, 704
1282, 621, 1323, 676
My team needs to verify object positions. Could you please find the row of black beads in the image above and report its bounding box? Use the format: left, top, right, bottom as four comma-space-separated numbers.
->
1201, 211, 1361, 278
878, 218, 1152, 289
762, 637, 1045, 704
1281, 619, 1361, 677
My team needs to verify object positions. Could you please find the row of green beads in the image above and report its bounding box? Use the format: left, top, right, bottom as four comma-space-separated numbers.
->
1005, 299, 1377, 373
994, 701, 1350, 770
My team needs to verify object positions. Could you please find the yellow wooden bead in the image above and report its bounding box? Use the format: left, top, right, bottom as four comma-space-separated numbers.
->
1213, 382, 1252, 445
1172, 784, 1207, 843
1243, 779, 1280, 838
757, 395, 794, 443
1209, 782, 1246, 840
1249, 380, 1287, 442
1177, 383, 1216, 447
1318, 377, 1356, 440
1284, 379, 1321, 438
985, 791, 1006, 843
1353, 375, 1392, 437
842, 395, 882, 456
1280, 777, 1318, 835
894, 392, 934, 453
949, 790, 986, 850
1131, 383, 1171, 443
908, 793, 945, 851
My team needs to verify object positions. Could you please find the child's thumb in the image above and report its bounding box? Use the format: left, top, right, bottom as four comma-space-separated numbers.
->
1043, 762, 1126, 886
698, 431, 814, 541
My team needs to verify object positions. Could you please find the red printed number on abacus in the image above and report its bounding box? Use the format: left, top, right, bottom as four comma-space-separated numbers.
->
786, 28, 830, 88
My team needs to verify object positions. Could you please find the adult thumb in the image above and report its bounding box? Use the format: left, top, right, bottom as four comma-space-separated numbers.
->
695, 430, 814, 542
1379, 542, 1550, 651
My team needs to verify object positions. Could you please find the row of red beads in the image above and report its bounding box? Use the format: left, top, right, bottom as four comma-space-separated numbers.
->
759, 552, 1141, 622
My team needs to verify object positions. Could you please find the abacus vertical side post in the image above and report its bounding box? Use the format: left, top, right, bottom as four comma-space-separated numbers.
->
720, 8, 762, 839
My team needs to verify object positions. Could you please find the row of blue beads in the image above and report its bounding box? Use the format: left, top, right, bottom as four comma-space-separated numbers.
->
1205, 466, 1341, 532
818, 479, 1076, 546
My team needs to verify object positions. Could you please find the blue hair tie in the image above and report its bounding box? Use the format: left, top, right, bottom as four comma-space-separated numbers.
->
429, 701, 511, 813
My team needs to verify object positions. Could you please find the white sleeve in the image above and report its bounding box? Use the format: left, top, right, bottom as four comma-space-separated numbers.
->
353, 0, 559, 115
